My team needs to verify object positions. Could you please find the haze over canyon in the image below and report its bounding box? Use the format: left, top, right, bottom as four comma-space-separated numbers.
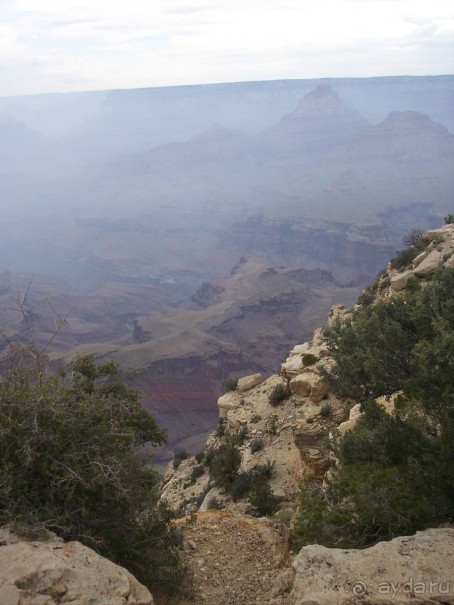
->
1, 75, 453, 462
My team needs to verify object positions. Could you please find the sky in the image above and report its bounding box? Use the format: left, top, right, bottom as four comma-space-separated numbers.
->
1, 0, 453, 97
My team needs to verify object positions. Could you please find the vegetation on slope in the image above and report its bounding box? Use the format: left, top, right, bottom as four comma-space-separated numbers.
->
294, 267, 454, 549
0, 354, 185, 598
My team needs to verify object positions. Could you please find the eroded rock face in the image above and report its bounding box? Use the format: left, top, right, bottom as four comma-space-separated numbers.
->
290, 528, 454, 605
0, 528, 154, 605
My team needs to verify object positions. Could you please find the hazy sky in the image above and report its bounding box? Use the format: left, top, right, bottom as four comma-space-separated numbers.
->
1, 0, 453, 97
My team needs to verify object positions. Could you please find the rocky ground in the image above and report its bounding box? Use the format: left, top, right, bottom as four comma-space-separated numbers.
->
171, 511, 292, 605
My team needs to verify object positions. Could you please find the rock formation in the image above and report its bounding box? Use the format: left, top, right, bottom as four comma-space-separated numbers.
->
289, 528, 454, 605
162, 223, 454, 604
0, 528, 154, 605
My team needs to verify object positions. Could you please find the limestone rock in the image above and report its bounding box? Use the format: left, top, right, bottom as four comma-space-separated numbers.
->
290, 528, 454, 605
0, 528, 153, 605
293, 422, 331, 476
390, 269, 414, 291
289, 373, 314, 397
237, 372, 264, 391
425, 224, 454, 240
337, 403, 361, 434
290, 373, 330, 402
413, 249, 443, 277
217, 392, 241, 414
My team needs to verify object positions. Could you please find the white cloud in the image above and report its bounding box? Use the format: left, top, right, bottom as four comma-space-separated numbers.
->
0, 0, 453, 95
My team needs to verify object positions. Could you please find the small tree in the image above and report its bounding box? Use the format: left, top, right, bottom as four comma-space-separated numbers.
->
208, 440, 242, 488
248, 478, 279, 517
0, 354, 185, 598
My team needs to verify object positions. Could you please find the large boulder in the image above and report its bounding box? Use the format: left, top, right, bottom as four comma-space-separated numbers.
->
290, 528, 454, 605
390, 269, 414, 291
413, 249, 443, 277
0, 528, 153, 605
290, 373, 330, 402
237, 372, 264, 391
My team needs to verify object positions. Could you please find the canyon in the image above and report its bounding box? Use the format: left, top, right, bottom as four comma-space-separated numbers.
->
0, 76, 453, 462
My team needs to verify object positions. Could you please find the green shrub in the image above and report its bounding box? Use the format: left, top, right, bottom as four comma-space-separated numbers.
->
195, 452, 205, 464
445, 213, 454, 224
390, 247, 420, 270
206, 496, 222, 510
269, 384, 289, 407
203, 448, 215, 467
229, 472, 252, 502
308, 267, 454, 548
250, 438, 264, 453
222, 377, 238, 392
319, 404, 332, 418
0, 355, 184, 598
250, 414, 262, 423
190, 464, 205, 483
208, 440, 241, 488
173, 450, 189, 469
248, 478, 279, 517
301, 353, 318, 366
215, 417, 226, 437
251, 460, 275, 481
235, 425, 249, 445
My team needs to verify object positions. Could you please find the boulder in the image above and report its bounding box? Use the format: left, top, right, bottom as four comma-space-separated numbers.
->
413, 250, 443, 277
237, 373, 264, 391
337, 403, 361, 434
289, 373, 314, 397
217, 392, 241, 412
390, 269, 414, 291
281, 355, 305, 378
0, 528, 153, 605
290, 373, 330, 402
290, 528, 454, 605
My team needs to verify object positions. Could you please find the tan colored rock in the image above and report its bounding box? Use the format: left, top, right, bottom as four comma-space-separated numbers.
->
337, 403, 361, 434
217, 392, 241, 411
289, 373, 314, 396
290, 373, 330, 402
425, 224, 454, 240
390, 269, 414, 291
237, 372, 264, 391
309, 379, 330, 403
413, 249, 443, 277
290, 528, 454, 605
293, 422, 331, 476
411, 250, 427, 267
281, 354, 305, 378
0, 528, 153, 605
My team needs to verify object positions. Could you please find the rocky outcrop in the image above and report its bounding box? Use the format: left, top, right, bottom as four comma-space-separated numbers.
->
0, 528, 153, 605
289, 528, 454, 605
383, 225, 454, 293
